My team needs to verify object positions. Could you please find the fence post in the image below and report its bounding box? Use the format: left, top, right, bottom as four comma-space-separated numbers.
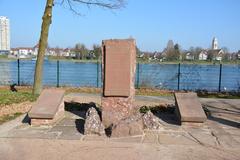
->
57, 60, 60, 87
17, 59, 20, 86
97, 60, 99, 88
177, 63, 181, 91
136, 62, 140, 89
218, 63, 222, 92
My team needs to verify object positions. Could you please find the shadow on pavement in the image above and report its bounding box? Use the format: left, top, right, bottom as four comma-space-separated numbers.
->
208, 115, 240, 128
64, 101, 102, 134
75, 119, 85, 134
148, 105, 180, 125
203, 104, 240, 128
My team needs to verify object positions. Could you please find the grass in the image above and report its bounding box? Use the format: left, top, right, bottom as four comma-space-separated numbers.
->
0, 87, 37, 125
136, 88, 173, 96
63, 87, 174, 97
0, 89, 37, 106
0, 112, 22, 125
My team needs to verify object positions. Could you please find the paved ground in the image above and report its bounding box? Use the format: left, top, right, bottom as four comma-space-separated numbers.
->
0, 94, 239, 160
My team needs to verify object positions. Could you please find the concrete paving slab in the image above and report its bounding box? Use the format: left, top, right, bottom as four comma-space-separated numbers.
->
109, 136, 143, 143
187, 131, 219, 146
83, 135, 106, 141
6, 127, 57, 139
207, 121, 240, 148
158, 132, 197, 145
47, 126, 83, 140
143, 132, 159, 143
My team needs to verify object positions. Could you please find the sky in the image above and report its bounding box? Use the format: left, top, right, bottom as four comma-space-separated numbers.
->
0, 0, 240, 52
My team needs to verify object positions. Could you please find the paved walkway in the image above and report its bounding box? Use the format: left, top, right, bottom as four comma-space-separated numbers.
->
0, 94, 239, 160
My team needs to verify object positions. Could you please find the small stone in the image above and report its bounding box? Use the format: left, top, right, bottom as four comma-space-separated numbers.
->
84, 107, 105, 136
111, 113, 144, 137
142, 111, 162, 130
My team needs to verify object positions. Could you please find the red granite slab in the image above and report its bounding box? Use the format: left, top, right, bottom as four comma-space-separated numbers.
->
28, 89, 65, 119
174, 92, 207, 123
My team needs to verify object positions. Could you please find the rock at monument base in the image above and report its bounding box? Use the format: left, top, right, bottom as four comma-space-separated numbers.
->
84, 107, 105, 136
102, 96, 138, 127
143, 111, 162, 130
111, 113, 144, 137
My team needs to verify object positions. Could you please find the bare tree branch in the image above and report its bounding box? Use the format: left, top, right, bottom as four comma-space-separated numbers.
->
58, 0, 126, 15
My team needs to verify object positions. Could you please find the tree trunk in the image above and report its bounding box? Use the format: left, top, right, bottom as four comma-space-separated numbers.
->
33, 0, 54, 95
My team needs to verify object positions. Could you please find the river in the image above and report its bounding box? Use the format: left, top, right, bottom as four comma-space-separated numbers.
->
0, 60, 239, 92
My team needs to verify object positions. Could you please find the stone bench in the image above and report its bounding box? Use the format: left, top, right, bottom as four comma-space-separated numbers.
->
28, 89, 65, 125
174, 92, 207, 125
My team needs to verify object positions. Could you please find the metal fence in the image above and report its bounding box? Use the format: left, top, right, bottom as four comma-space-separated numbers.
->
0, 59, 240, 92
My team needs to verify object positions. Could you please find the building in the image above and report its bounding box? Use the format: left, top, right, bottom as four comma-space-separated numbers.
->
237, 51, 240, 60
207, 37, 224, 61
10, 47, 33, 59
212, 37, 218, 50
207, 49, 224, 61
0, 16, 10, 53
186, 52, 194, 60
199, 50, 208, 60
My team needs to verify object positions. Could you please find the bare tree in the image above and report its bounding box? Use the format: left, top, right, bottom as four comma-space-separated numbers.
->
33, 0, 126, 95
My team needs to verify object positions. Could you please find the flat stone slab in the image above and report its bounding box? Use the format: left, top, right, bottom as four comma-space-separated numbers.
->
28, 89, 65, 119
174, 92, 207, 123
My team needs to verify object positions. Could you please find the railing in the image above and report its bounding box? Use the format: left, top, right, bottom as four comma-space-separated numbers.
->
0, 59, 239, 92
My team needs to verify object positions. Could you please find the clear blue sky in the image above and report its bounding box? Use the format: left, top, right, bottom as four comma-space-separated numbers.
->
0, 0, 240, 52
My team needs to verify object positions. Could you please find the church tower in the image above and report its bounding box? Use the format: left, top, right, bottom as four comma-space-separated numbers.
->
212, 37, 218, 50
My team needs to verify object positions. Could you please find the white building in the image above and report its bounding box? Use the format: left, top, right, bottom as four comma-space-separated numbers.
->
0, 16, 10, 52
10, 47, 33, 59
199, 50, 208, 60
186, 52, 194, 60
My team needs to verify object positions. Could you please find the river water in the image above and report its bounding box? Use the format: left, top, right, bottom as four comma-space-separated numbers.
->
0, 60, 239, 92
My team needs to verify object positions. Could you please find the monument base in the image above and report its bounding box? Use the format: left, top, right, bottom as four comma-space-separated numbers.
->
102, 96, 138, 128
111, 112, 144, 137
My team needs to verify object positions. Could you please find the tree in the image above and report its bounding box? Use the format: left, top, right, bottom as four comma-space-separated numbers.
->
222, 47, 229, 54
174, 43, 181, 60
92, 44, 102, 60
74, 43, 88, 59
165, 42, 181, 61
32, 0, 126, 95
55, 46, 61, 58
136, 46, 142, 57
189, 46, 202, 60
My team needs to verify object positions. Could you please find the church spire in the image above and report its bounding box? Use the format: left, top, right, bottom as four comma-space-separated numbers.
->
212, 37, 218, 50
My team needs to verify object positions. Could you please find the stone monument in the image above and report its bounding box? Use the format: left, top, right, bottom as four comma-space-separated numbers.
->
101, 39, 138, 129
